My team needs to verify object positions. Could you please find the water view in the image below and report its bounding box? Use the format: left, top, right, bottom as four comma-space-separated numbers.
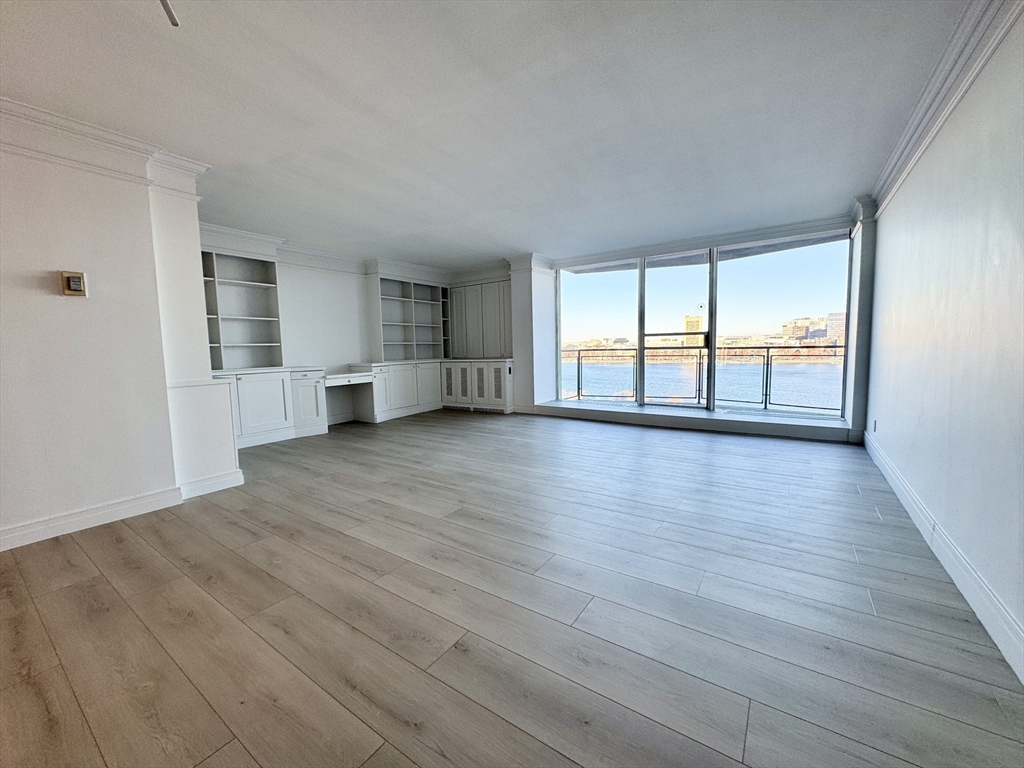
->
561, 358, 844, 412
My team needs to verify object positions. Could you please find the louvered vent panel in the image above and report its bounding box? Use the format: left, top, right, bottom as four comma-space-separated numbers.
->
476, 366, 486, 400
444, 367, 454, 397
492, 366, 503, 399
459, 367, 469, 398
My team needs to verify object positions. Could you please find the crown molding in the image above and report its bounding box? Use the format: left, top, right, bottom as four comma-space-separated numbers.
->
147, 149, 210, 178
147, 150, 209, 200
849, 195, 878, 223
1, 98, 210, 196
873, 0, 1024, 216
448, 259, 511, 286
507, 254, 553, 274
199, 222, 284, 260
368, 258, 450, 286
276, 244, 367, 276
0, 97, 159, 158
553, 214, 853, 271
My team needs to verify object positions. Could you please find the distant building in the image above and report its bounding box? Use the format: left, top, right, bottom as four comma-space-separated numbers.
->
782, 317, 810, 339
684, 314, 704, 346
827, 312, 847, 344
806, 328, 827, 340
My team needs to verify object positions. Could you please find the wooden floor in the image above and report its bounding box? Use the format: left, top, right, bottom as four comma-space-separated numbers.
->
3, 411, 1022, 768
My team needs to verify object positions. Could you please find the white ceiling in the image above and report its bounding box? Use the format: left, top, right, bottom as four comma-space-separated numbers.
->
0, 0, 966, 268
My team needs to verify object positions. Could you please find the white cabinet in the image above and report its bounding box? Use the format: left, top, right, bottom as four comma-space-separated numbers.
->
452, 286, 467, 358
416, 362, 442, 404
372, 370, 390, 412
237, 372, 293, 436
464, 284, 483, 358
451, 280, 511, 360
501, 281, 513, 356
455, 362, 474, 404
441, 359, 513, 413
390, 364, 418, 410
441, 363, 457, 404
291, 371, 328, 437
484, 360, 511, 407
352, 362, 443, 423
214, 367, 326, 448
482, 282, 502, 358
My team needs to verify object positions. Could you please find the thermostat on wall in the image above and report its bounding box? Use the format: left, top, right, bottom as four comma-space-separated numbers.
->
60, 271, 87, 296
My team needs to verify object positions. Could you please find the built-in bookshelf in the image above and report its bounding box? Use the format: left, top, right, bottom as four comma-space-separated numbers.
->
441, 287, 451, 359
203, 251, 283, 370
376, 278, 446, 361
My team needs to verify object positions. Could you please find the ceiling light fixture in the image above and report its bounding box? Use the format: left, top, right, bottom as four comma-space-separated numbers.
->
159, 0, 180, 27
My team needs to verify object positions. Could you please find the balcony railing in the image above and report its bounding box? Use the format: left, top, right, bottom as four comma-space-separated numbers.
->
561, 345, 845, 412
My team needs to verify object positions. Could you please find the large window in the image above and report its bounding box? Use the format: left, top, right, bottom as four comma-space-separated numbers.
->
558, 232, 850, 415
716, 238, 849, 412
560, 261, 638, 400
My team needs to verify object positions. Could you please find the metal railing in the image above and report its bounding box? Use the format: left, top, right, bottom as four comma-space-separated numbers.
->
561, 345, 845, 411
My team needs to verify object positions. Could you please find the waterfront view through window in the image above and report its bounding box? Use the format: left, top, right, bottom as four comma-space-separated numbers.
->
560, 235, 850, 414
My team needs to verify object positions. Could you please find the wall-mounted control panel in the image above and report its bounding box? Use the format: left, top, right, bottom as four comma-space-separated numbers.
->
60, 271, 87, 297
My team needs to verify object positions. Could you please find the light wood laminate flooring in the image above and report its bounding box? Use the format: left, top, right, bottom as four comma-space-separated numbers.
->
2, 411, 1022, 767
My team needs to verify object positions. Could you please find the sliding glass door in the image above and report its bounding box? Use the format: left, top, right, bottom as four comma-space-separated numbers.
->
557, 231, 850, 416
715, 238, 849, 413
559, 261, 638, 401
642, 250, 710, 406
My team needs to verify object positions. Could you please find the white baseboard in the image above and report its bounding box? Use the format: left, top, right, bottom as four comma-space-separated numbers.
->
372, 402, 442, 423
328, 409, 354, 425
0, 487, 183, 551
179, 469, 245, 500
236, 426, 296, 448
294, 423, 329, 439
865, 433, 1024, 684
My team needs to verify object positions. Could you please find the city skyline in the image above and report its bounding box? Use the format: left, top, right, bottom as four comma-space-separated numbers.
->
564, 311, 847, 349
560, 240, 849, 342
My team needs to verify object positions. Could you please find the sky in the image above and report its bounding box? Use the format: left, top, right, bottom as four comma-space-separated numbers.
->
560, 240, 849, 342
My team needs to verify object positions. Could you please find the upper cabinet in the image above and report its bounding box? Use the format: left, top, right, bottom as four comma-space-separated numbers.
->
203, 251, 283, 370
451, 280, 512, 360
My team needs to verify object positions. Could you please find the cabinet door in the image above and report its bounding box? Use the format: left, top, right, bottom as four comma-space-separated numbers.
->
464, 284, 483, 358
390, 364, 418, 409
237, 372, 294, 435
456, 363, 474, 404
481, 282, 502, 358
451, 287, 467, 358
372, 371, 390, 413
416, 363, 442, 405
485, 362, 507, 406
291, 377, 326, 428
218, 376, 242, 437
440, 363, 457, 404
501, 280, 513, 358
471, 363, 489, 404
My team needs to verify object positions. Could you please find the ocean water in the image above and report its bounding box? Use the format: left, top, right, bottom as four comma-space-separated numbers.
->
561, 360, 843, 411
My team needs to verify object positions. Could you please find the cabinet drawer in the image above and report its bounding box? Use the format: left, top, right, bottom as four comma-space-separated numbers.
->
290, 370, 324, 380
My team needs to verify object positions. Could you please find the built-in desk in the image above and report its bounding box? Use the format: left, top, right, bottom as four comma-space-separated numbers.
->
325, 372, 373, 388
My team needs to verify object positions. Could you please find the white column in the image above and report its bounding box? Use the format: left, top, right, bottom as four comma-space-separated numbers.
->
148, 152, 242, 497
845, 194, 877, 442
508, 254, 557, 411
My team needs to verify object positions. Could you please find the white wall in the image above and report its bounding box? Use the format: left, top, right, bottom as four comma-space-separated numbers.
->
509, 254, 558, 411
277, 262, 370, 422
0, 146, 179, 545
531, 267, 558, 405
867, 18, 1023, 680
150, 156, 241, 498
